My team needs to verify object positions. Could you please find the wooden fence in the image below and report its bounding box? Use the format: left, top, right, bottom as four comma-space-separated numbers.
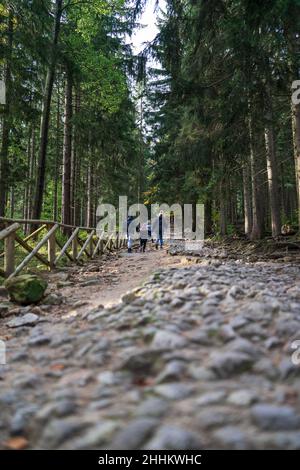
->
0, 217, 127, 280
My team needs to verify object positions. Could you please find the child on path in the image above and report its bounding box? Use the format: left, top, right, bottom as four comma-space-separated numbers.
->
139, 221, 149, 252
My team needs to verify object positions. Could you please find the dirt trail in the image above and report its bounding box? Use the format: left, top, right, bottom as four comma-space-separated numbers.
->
47, 246, 182, 315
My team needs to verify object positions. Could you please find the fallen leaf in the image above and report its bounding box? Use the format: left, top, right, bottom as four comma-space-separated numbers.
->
4, 437, 29, 450
50, 363, 65, 371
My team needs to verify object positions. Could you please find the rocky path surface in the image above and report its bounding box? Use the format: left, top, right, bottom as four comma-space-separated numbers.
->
1, 246, 300, 450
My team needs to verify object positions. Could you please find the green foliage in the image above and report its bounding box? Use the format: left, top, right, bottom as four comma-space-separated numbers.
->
1, 0, 147, 223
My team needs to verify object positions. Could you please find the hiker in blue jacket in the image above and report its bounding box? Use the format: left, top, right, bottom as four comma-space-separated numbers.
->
147, 220, 152, 240
153, 211, 164, 249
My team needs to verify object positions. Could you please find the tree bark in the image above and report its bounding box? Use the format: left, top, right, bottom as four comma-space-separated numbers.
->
219, 178, 227, 236
73, 87, 81, 226
53, 82, 61, 222
62, 67, 73, 230
70, 86, 80, 225
243, 163, 252, 236
292, 100, 300, 230
86, 159, 93, 228
205, 198, 213, 236
9, 187, 14, 218
24, 128, 32, 231
249, 108, 263, 240
264, 97, 281, 237
32, 0, 63, 220
0, 10, 13, 218
28, 127, 36, 222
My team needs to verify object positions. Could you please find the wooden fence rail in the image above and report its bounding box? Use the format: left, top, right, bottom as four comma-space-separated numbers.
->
0, 217, 127, 280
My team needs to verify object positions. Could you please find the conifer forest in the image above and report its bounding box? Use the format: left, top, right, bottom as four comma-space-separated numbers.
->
1, 0, 300, 456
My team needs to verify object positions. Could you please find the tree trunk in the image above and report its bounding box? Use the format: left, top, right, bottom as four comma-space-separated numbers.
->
24, 128, 32, 232
70, 86, 79, 226
70, 132, 76, 226
75, 158, 81, 226
86, 159, 93, 228
27, 127, 36, 224
264, 90, 281, 237
243, 163, 252, 236
9, 187, 14, 218
93, 173, 100, 228
32, 0, 62, 220
53, 82, 61, 222
292, 100, 300, 230
0, 11, 13, 218
219, 178, 227, 236
249, 106, 263, 240
73, 87, 81, 226
205, 198, 213, 236
62, 67, 73, 231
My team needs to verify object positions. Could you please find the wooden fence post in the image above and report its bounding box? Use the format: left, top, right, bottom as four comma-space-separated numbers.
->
0, 223, 20, 277
72, 233, 78, 260
4, 231, 15, 277
47, 224, 56, 269
76, 230, 95, 261
55, 227, 79, 265
89, 234, 94, 257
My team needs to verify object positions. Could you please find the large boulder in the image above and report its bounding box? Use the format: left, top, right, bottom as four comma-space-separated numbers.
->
4, 274, 47, 305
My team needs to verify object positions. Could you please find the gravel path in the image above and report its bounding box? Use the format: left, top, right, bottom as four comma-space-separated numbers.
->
1, 247, 300, 450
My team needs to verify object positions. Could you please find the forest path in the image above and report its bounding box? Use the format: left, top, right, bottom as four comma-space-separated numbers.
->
45, 245, 182, 317
1, 245, 300, 450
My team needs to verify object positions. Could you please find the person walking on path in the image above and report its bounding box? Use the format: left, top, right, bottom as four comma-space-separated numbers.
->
126, 214, 134, 253
147, 219, 152, 241
155, 211, 164, 250
140, 220, 150, 252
